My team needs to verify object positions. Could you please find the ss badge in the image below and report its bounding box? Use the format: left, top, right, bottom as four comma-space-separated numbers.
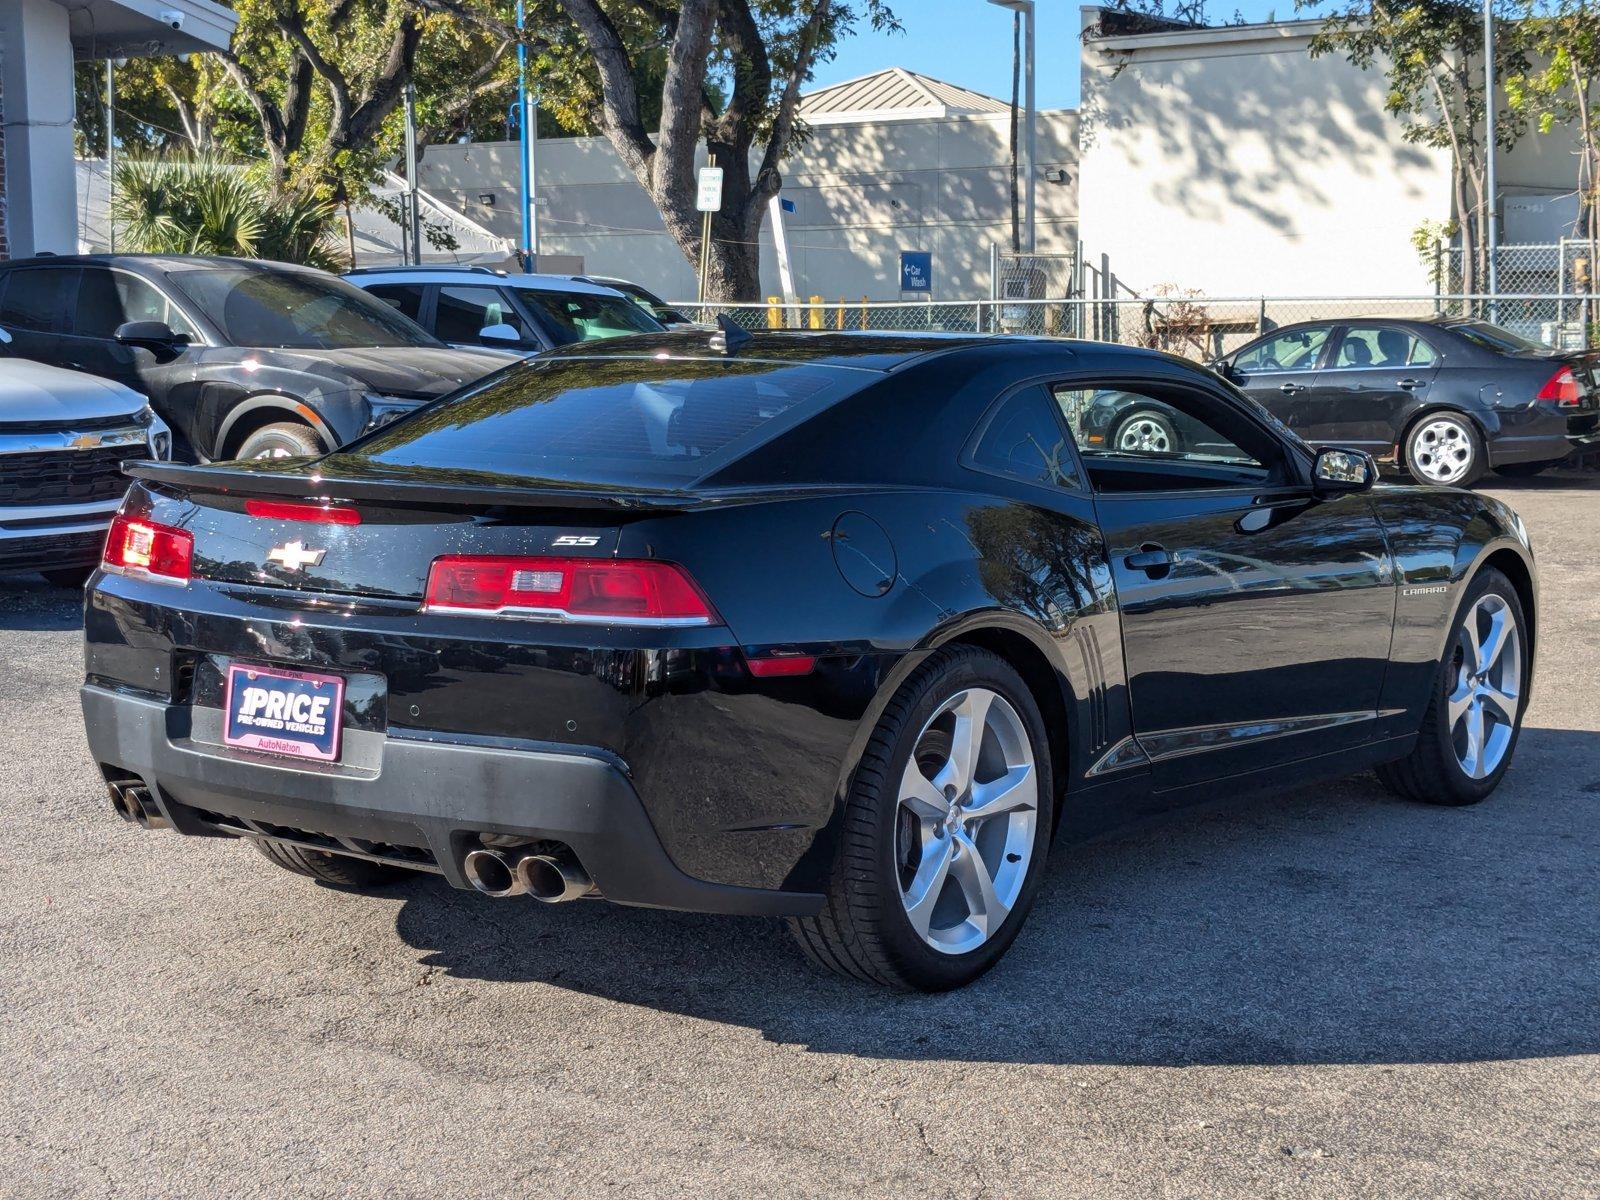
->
552, 535, 601, 547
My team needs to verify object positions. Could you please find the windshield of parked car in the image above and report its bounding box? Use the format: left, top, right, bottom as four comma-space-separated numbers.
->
1445, 320, 1549, 355
522, 291, 665, 345
344, 356, 863, 486
167, 267, 443, 349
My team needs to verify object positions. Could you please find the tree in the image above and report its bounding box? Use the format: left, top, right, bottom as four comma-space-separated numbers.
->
1505, 1, 1599, 296
111, 153, 346, 269
1304, 0, 1529, 296
417, 0, 899, 301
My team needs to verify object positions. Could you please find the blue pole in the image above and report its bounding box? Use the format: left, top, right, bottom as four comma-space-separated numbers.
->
516, 0, 532, 272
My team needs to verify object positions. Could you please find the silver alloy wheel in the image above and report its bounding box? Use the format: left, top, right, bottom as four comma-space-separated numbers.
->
254, 445, 295, 459
1410, 416, 1475, 484
1450, 593, 1522, 779
895, 687, 1038, 955
1116, 412, 1175, 454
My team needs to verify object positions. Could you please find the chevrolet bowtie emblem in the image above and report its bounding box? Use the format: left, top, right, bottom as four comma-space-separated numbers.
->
266, 540, 326, 572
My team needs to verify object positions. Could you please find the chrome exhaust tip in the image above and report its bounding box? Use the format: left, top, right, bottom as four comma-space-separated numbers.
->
107, 782, 139, 824
463, 848, 528, 898
515, 852, 595, 904
122, 784, 169, 830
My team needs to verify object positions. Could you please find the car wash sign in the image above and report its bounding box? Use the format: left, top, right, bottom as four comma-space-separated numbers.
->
899, 251, 933, 294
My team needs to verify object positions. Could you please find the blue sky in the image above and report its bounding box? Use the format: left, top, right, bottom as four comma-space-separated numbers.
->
811, 1, 1335, 110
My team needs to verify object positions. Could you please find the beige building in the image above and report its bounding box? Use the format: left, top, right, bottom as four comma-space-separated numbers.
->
415, 68, 1079, 302
1076, 6, 1585, 298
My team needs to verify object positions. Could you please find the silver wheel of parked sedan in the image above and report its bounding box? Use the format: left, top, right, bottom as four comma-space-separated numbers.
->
1449, 592, 1522, 780
1115, 411, 1178, 455
895, 687, 1038, 955
1407, 414, 1479, 485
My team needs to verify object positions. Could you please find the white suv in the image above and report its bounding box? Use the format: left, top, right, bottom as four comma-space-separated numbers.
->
344, 267, 664, 355
0, 328, 171, 585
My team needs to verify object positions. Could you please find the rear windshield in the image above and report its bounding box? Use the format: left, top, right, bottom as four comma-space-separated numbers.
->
345, 356, 867, 486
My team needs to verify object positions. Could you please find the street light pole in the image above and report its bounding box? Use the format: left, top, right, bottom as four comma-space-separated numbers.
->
1483, 0, 1499, 318
105, 59, 115, 253
988, 0, 1036, 253
515, 0, 538, 272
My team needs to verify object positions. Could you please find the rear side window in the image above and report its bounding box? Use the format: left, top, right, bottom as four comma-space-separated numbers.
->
968, 388, 1081, 490
0, 267, 74, 332
349, 358, 865, 486
367, 283, 426, 322
1334, 326, 1436, 368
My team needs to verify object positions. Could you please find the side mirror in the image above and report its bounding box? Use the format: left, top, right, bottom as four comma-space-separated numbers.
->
1207, 357, 1231, 376
478, 322, 522, 346
115, 321, 186, 353
1313, 447, 1376, 495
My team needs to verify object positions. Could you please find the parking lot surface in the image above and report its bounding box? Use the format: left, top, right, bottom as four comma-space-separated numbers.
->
1, 477, 1596, 1199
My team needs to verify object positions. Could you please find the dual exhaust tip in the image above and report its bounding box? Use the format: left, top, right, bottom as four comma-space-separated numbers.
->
463, 847, 594, 903
107, 780, 169, 830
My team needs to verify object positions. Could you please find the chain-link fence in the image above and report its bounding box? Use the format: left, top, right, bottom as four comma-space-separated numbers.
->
680, 293, 1599, 357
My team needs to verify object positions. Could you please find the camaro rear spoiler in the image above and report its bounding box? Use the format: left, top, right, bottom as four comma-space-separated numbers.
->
123, 460, 704, 512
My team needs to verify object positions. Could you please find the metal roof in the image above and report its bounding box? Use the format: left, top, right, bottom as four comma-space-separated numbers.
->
799, 68, 1011, 125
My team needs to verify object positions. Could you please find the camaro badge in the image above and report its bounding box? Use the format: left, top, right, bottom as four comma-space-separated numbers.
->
267, 540, 327, 572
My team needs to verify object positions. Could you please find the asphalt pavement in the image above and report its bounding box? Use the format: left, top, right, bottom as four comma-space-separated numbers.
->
1, 476, 1596, 1199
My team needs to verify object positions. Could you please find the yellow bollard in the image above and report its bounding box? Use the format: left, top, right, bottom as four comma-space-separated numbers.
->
861, 296, 869, 331
837, 298, 845, 331
808, 295, 824, 331
767, 296, 782, 330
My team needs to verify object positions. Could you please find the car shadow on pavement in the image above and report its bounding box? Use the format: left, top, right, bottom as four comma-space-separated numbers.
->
392, 724, 1600, 1067
0, 580, 84, 631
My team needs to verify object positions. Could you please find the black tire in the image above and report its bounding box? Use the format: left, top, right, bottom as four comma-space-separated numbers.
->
1376, 568, 1528, 806
1403, 411, 1484, 487
1113, 409, 1180, 456
234, 421, 325, 462
1492, 462, 1552, 479
41, 566, 94, 589
253, 838, 414, 888
788, 645, 1054, 991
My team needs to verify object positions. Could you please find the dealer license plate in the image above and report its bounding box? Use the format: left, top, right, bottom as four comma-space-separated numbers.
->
223, 663, 345, 762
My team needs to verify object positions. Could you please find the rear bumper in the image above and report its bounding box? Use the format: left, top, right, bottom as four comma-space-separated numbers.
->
81, 683, 823, 918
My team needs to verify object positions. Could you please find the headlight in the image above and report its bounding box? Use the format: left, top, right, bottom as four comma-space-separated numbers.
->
365, 394, 425, 431
144, 409, 173, 460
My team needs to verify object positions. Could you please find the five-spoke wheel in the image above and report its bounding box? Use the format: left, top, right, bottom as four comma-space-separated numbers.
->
1115, 410, 1179, 455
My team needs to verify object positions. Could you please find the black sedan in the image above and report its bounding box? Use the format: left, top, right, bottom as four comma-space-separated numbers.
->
1200, 317, 1600, 485
80, 331, 1536, 990
0, 255, 512, 461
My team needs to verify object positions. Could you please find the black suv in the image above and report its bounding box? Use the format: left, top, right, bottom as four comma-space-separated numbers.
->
0, 255, 514, 461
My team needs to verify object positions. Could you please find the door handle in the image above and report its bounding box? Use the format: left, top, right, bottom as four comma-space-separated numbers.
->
1124, 544, 1173, 576
1397, 378, 1425, 390
1278, 382, 1304, 394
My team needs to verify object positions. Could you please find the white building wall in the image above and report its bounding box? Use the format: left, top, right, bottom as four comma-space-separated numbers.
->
415, 108, 1078, 302
1077, 13, 1456, 297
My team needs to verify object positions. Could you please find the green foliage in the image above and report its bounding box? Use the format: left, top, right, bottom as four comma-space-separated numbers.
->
1503, 1, 1600, 240
111, 154, 347, 270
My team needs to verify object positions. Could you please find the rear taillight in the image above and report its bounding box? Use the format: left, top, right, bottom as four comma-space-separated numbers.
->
423, 556, 719, 625
1536, 365, 1582, 407
102, 514, 193, 585
245, 499, 361, 525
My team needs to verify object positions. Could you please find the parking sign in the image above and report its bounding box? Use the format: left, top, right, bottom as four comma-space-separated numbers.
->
697, 167, 725, 212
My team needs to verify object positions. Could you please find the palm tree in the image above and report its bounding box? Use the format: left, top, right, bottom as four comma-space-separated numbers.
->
111, 153, 346, 270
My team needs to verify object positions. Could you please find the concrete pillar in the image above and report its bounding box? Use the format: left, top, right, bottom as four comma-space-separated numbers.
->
0, 0, 79, 258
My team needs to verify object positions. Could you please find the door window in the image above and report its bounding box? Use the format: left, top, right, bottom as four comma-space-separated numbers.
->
1053, 383, 1284, 490
366, 283, 426, 322
72, 269, 198, 339
967, 388, 1082, 490
0, 267, 74, 332
1233, 327, 1332, 373
1333, 326, 1436, 369
435, 286, 528, 344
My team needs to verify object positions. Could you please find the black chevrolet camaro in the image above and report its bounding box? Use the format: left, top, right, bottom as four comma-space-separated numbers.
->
80, 331, 1537, 990
1086, 317, 1599, 486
